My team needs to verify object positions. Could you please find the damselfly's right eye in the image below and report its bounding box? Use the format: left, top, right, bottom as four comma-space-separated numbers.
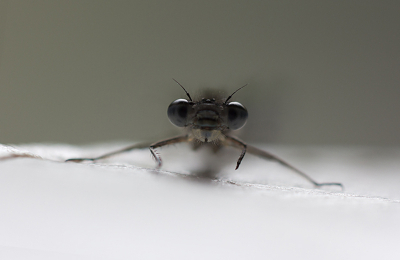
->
226, 101, 248, 130
167, 99, 190, 127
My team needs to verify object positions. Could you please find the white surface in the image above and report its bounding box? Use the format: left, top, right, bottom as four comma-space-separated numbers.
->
0, 143, 399, 260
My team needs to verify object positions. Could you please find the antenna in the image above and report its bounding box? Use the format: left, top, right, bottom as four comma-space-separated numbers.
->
172, 78, 192, 101
224, 84, 248, 104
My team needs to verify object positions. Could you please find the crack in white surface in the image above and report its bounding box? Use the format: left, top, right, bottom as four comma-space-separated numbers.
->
77, 160, 400, 204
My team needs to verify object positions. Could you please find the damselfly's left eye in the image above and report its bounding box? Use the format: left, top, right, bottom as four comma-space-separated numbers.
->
167, 99, 190, 127
226, 102, 248, 130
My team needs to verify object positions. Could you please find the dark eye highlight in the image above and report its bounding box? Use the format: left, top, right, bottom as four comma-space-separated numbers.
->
226, 102, 248, 130
167, 99, 190, 127
177, 105, 188, 118
228, 108, 238, 121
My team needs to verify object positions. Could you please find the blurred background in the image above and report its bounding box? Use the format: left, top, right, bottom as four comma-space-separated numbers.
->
0, 1, 399, 146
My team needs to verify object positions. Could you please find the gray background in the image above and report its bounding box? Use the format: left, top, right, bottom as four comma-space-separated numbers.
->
0, 1, 399, 146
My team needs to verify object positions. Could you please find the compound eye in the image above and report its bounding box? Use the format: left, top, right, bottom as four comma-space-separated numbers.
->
226, 102, 248, 130
167, 99, 190, 127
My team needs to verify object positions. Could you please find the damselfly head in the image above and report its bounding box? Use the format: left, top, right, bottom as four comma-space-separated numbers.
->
167, 80, 248, 134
